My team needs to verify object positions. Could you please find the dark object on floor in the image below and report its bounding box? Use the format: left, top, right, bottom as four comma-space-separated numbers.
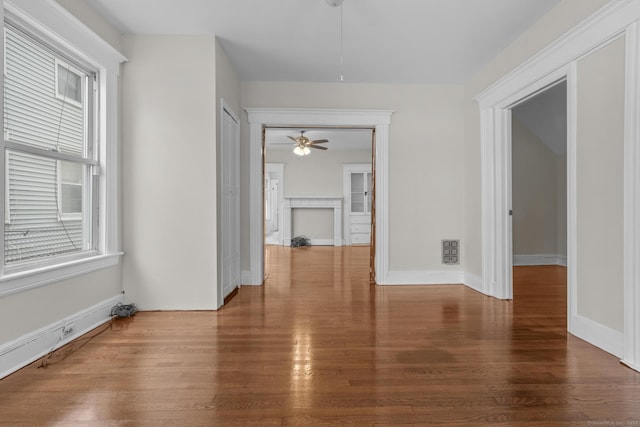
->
291, 235, 310, 247
111, 303, 138, 318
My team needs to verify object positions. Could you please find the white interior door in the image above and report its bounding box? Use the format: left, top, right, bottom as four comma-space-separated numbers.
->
221, 105, 240, 299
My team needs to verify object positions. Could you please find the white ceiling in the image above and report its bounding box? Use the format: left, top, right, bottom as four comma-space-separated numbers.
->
85, 0, 561, 84
265, 128, 373, 151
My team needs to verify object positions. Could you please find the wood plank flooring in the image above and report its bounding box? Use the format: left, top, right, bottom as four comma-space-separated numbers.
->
1, 246, 639, 426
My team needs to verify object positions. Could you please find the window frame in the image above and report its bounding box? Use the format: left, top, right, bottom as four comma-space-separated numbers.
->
57, 160, 85, 222
54, 58, 83, 107
0, 0, 125, 297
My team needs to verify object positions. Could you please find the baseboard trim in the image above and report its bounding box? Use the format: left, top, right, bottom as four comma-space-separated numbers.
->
513, 254, 567, 266
620, 359, 640, 373
241, 270, 254, 285
381, 270, 463, 286
569, 313, 624, 358
463, 272, 488, 295
307, 239, 335, 246
0, 293, 124, 379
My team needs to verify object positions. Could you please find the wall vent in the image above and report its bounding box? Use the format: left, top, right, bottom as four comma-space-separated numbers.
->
442, 240, 460, 265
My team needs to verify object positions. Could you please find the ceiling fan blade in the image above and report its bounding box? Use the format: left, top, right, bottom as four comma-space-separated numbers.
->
287, 135, 298, 142
310, 139, 329, 144
309, 145, 328, 150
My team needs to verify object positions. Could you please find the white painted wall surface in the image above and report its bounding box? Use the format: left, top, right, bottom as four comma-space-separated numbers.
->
242, 82, 465, 272
463, 0, 611, 279
55, 0, 123, 52
121, 35, 218, 310
0, 266, 122, 343
512, 118, 559, 257
576, 36, 625, 333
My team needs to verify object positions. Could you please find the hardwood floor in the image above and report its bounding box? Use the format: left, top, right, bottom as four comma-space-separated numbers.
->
1, 246, 639, 426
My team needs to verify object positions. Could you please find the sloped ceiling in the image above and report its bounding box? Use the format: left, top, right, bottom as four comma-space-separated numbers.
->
512, 82, 567, 155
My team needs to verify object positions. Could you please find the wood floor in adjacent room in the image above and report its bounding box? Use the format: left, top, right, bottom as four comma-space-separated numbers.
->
1, 246, 639, 426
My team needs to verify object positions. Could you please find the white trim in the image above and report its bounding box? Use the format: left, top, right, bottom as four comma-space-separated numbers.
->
566, 62, 579, 338
306, 239, 335, 246
241, 270, 253, 285
0, 0, 126, 295
475, 0, 635, 107
282, 196, 343, 247
0, 293, 124, 379
570, 313, 624, 358
383, 270, 463, 286
476, 0, 640, 368
513, 254, 567, 266
463, 272, 486, 295
623, 20, 640, 372
0, 252, 122, 297
245, 108, 393, 285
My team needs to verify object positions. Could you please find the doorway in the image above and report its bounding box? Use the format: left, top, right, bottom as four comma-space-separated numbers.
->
511, 81, 567, 268
263, 127, 374, 276
264, 163, 284, 246
510, 81, 567, 316
246, 108, 393, 286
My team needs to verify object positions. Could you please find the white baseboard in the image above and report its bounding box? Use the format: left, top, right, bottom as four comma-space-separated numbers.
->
513, 254, 567, 266
0, 293, 124, 379
307, 239, 335, 246
241, 270, 255, 285
569, 313, 624, 358
621, 359, 640, 373
380, 270, 463, 286
463, 272, 488, 295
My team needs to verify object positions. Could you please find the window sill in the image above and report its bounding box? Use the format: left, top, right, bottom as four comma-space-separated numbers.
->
0, 252, 123, 297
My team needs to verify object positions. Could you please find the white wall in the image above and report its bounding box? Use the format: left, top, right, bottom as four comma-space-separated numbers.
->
242, 82, 465, 272
55, 0, 123, 52
266, 147, 371, 241
575, 36, 625, 332
512, 118, 559, 257
121, 35, 218, 310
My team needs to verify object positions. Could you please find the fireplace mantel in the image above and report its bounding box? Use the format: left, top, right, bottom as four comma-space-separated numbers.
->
282, 197, 343, 246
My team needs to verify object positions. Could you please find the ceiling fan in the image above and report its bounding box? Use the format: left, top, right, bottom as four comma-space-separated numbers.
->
287, 131, 329, 156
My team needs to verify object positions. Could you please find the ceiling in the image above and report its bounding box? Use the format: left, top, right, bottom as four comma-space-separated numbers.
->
512, 81, 567, 155
85, 0, 561, 84
265, 128, 373, 152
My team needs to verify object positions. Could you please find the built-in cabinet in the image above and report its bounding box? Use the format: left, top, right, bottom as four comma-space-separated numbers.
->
343, 164, 372, 245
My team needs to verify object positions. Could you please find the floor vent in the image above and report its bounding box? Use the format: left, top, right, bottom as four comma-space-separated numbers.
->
442, 240, 460, 265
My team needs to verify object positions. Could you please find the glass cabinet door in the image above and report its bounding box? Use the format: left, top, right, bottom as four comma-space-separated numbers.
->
351, 172, 372, 214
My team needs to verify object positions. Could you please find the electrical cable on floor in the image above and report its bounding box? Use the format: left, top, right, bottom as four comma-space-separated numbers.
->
38, 317, 114, 369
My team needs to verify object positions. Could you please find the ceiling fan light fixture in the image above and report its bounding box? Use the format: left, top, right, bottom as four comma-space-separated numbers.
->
293, 145, 310, 156
325, 0, 344, 7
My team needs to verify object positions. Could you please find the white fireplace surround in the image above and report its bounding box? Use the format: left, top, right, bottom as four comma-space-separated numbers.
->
283, 197, 343, 246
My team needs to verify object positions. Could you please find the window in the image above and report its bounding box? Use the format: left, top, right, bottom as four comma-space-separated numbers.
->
0, 2, 123, 295
3, 21, 96, 269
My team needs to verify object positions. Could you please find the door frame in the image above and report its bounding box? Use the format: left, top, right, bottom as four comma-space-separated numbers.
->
475, 0, 640, 369
265, 163, 284, 245
343, 163, 373, 246
245, 108, 393, 285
